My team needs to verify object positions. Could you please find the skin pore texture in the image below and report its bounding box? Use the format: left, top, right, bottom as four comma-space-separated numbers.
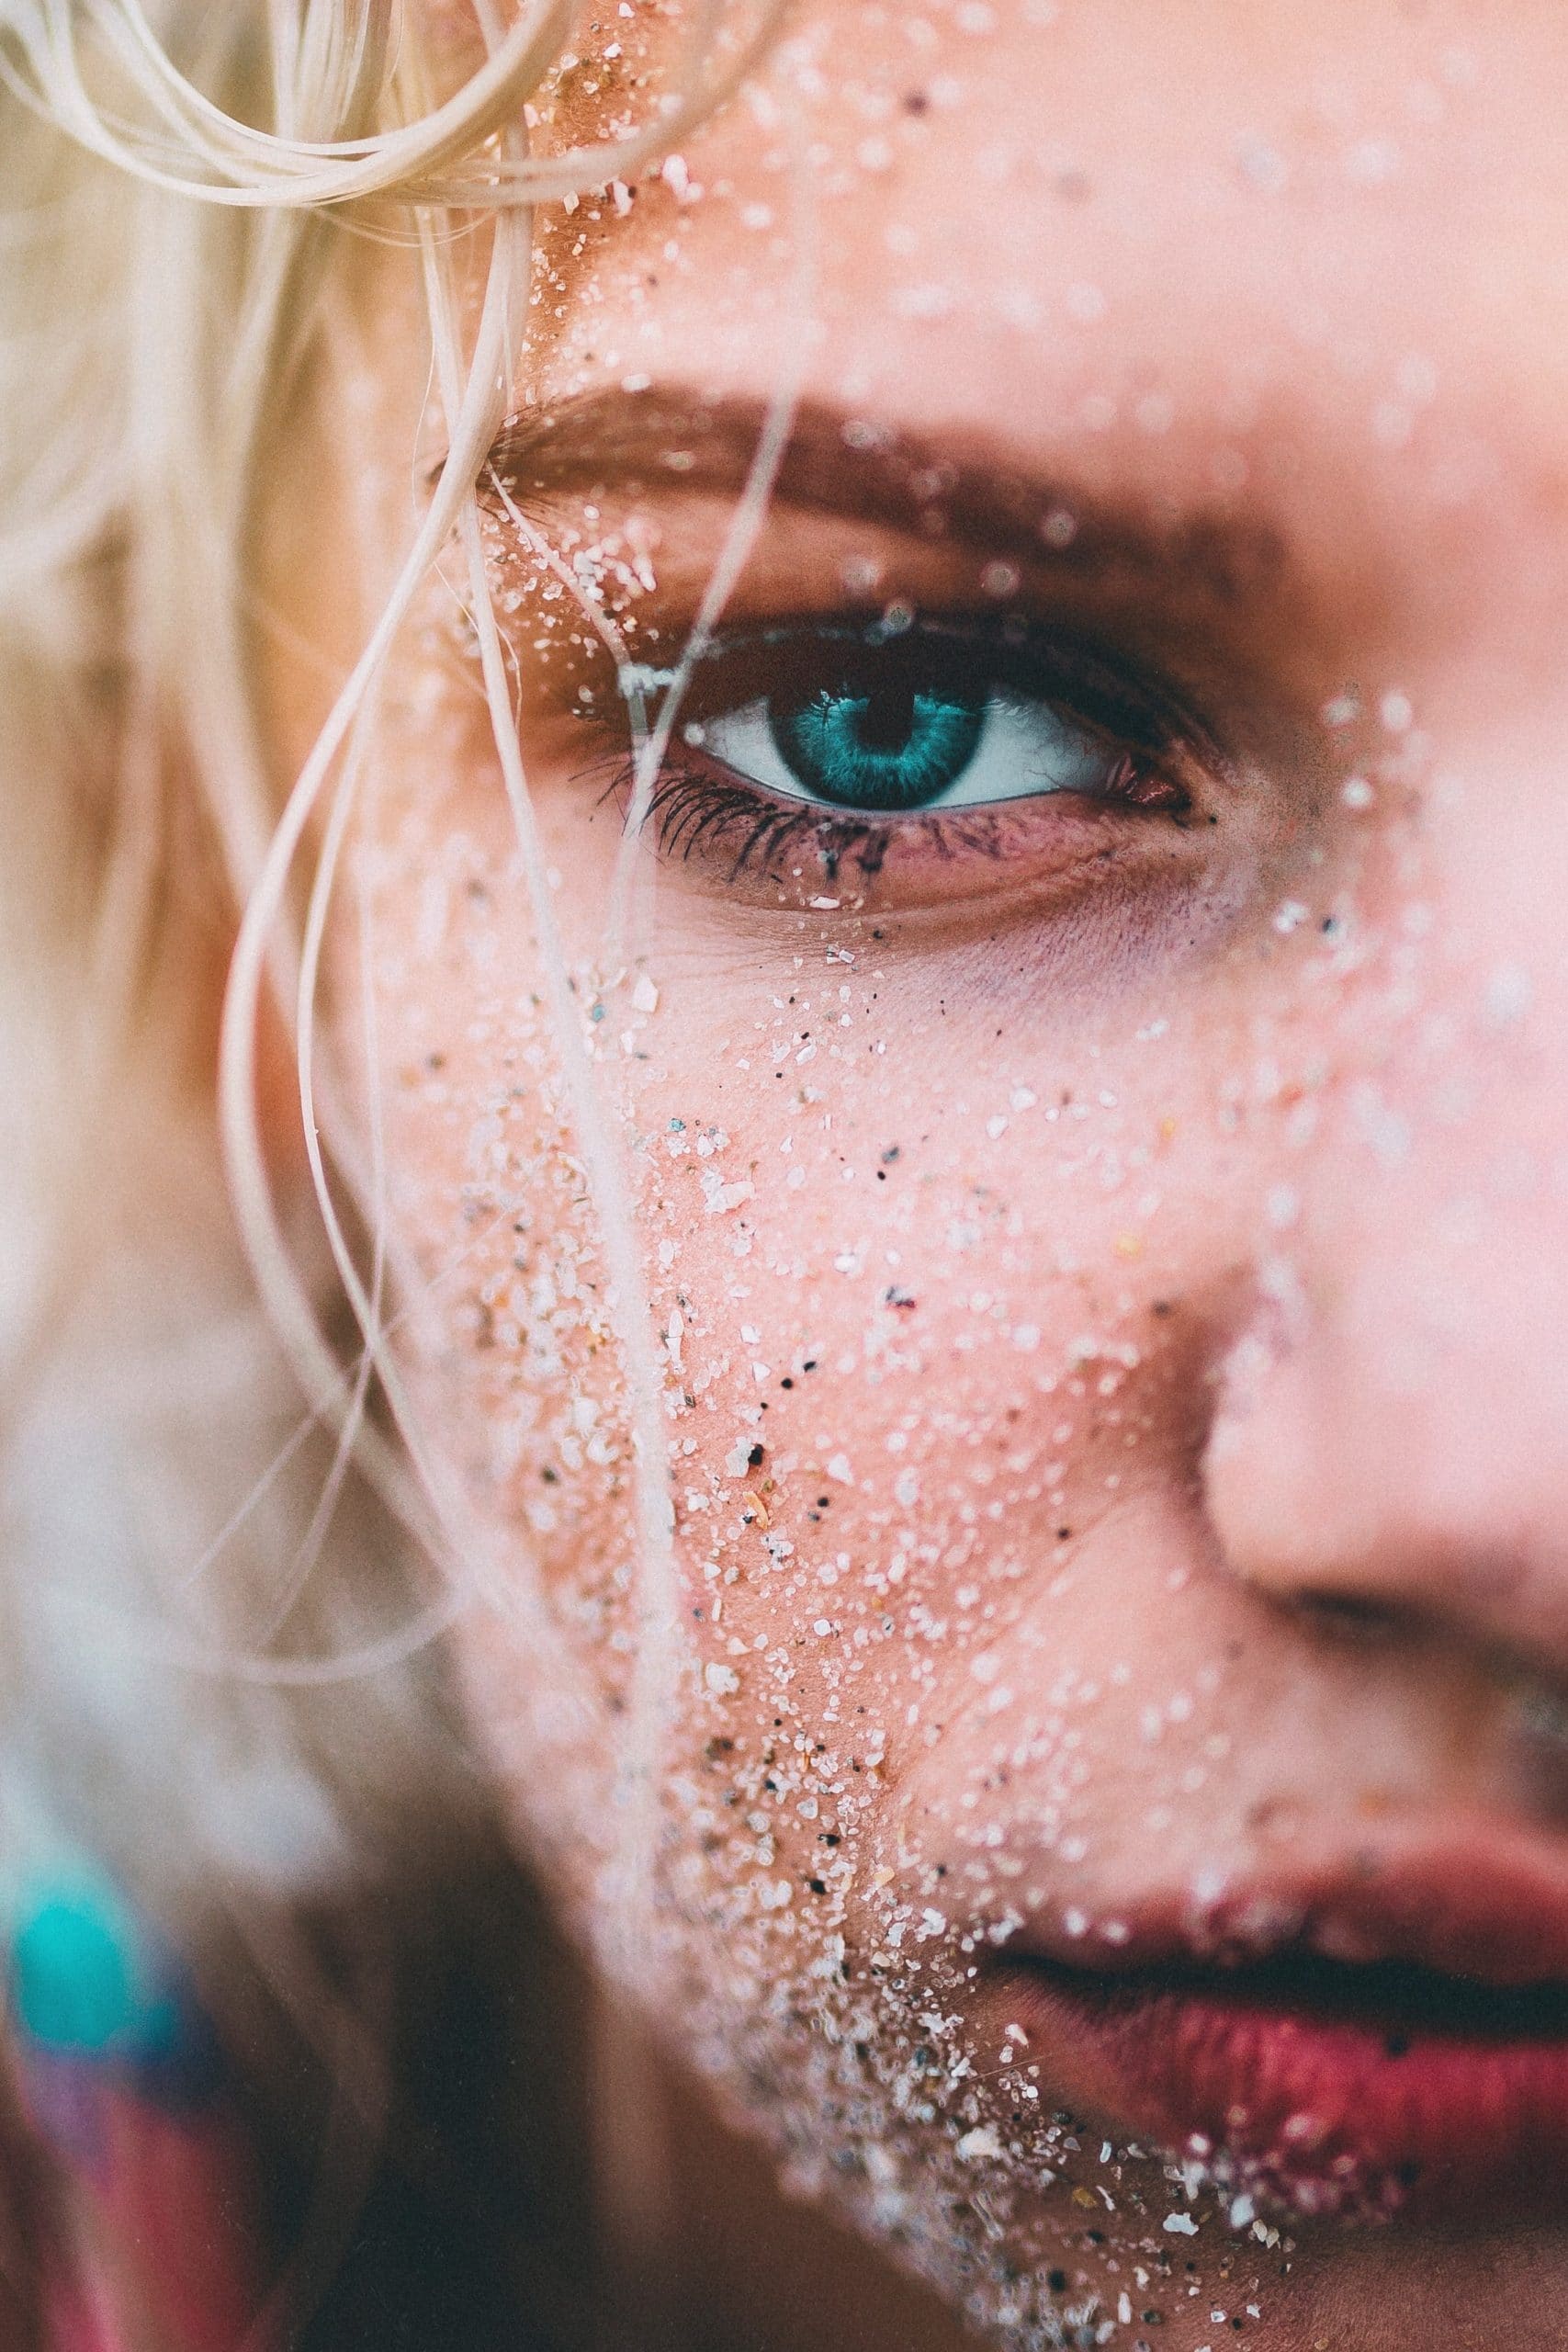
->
293, 3, 1568, 2345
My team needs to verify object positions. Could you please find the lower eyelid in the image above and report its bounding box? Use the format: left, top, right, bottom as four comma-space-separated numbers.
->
638, 752, 1205, 917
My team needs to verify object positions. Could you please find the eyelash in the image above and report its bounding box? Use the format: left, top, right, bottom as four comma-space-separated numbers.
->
644, 764, 1041, 881
570, 606, 1222, 898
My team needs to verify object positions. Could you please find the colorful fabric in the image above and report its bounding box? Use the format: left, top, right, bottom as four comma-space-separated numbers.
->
6, 1875, 267, 2351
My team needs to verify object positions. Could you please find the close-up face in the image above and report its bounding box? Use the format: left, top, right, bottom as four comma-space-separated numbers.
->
299, 3, 1568, 2343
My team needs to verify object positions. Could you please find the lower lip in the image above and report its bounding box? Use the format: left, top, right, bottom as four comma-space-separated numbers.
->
1007, 1962, 1568, 2226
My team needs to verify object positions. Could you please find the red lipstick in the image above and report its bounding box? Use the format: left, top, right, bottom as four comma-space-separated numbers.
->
1023, 1956, 1568, 2223
983, 1841, 1568, 2226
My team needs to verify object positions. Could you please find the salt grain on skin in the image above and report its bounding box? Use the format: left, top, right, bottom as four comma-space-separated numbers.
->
1483, 961, 1533, 1027
355, 24, 1549, 2348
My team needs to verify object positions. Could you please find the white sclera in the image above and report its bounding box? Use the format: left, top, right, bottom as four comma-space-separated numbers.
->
700, 693, 1121, 810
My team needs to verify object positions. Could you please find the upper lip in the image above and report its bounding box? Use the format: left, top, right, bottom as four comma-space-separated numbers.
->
994, 1826, 1568, 1992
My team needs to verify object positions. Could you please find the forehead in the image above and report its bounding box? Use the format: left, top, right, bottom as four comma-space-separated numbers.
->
520, 0, 1568, 681
543, 2, 1568, 381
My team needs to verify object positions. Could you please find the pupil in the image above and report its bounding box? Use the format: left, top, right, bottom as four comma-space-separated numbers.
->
857, 683, 917, 753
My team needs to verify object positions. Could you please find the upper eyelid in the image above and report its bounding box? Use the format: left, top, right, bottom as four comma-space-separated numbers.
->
478, 390, 1299, 627
492, 508, 1274, 783
618, 613, 1234, 778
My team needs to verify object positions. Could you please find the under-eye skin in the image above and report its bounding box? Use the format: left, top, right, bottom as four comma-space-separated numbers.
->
581, 611, 1224, 913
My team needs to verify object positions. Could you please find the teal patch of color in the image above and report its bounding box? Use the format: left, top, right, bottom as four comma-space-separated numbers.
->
7, 1872, 220, 2107
772, 686, 987, 811
11, 1891, 138, 2055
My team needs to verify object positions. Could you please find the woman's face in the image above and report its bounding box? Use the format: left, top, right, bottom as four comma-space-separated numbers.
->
326, 2, 1568, 2341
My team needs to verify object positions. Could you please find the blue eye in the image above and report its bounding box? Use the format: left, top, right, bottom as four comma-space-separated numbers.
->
679, 620, 1186, 820
708, 683, 1127, 813
771, 684, 984, 809
615, 615, 1201, 907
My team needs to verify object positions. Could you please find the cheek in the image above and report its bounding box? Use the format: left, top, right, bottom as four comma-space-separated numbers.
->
354, 635, 1402, 1996
355, 719, 1276, 1929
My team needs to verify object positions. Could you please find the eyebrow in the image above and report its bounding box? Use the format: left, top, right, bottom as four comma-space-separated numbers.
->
480, 387, 1294, 615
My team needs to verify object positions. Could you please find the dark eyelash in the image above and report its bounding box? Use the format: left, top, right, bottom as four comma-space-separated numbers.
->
562, 602, 1209, 892
649, 769, 821, 875
573, 723, 1196, 888
634, 758, 1054, 885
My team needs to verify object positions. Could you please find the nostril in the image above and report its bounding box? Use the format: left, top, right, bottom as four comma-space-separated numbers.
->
1503, 1671, 1568, 1828
1292, 1589, 1418, 1647
1509, 1677, 1568, 1748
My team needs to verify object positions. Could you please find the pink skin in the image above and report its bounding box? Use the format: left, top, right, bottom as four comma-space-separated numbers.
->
297, 3, 1568, 2345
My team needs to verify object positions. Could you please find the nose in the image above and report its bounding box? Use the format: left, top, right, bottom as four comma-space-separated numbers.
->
1201, 750, 1568, 1679
1204, 1237, 1568, 1668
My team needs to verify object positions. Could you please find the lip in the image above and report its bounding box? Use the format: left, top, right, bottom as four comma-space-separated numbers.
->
976, 1838, 1568, 2226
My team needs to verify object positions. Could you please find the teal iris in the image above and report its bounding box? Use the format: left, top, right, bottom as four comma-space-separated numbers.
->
769, 683, 987, 810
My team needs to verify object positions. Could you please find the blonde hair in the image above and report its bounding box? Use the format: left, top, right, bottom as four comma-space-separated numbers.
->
0, 0, 793, 2325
